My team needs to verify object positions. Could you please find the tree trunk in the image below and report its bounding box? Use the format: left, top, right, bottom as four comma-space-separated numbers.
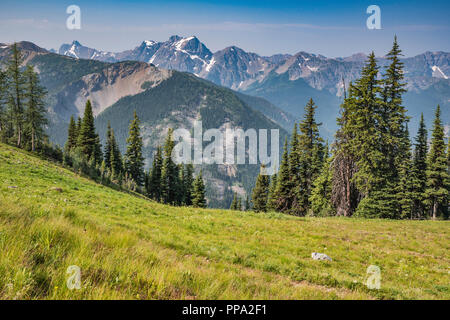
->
17, 126, 21, 147
31, 128, 35, 152
432, 200, 437, 220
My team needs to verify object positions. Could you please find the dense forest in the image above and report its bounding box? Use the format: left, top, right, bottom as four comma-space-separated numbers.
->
251, 38, 450, 220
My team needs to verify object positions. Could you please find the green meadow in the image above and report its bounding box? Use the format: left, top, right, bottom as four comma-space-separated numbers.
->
0, 143, 448, 300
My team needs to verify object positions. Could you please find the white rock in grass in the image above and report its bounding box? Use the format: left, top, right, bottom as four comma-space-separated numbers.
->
311, 252, 332, 261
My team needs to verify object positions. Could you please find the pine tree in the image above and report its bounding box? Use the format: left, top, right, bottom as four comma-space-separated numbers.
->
93, 134, 103, 166
161, 128, 179, 204
76, 116, 82, 139
251, 165, 270, 212
192, 171, 207, 208
381, 36, 410, 218
273, 137, 292, 212
395, 124, 414, 219
148, 146, 163, 201
0, 69, 7, 137
245, 195, 250, 211
66, 116, 78, 152
77, 100, 97, 159
411, 113, 428, 218
23, 65, 47, 151
110, 129, 123, 176
237, 198, 242, 211
124, 110, 145, 186
6, 43, 26, 147
288, 123, 301, 210
176, 164, 185, 206
266, 173, 277, 211
183, 163, 194, 205
230, 192, 238, 210
425, 105, 449, 219
310, 143, 333, 216
296, 98, 324, 215
104, 121, 113, 169
331, 88, 360, 217
343, 53, 392, 218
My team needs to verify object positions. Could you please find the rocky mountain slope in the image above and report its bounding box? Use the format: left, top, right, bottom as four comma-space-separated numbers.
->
1, 41, 288, 208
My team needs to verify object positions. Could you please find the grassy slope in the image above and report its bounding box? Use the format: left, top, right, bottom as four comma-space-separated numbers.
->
0, 143, 448, 300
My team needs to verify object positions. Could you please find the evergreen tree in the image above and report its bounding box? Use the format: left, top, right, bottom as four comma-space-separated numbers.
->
148, 146, 163, 201
192, 171, 207, 208
296, 98, 324, 215
6, 43, 26, 147
183, 163, 194, 205
77, 100, 97, 160
176, 164, 185, 206
110, 129, 123, 176
0, 69, 7, 137
66, 115, 78, 152
310, 143, 333, 216
161, 128, 179, 204
245, 195, 250, 211
288, 123, 301, 210
251, 165, 270, 212
93, 134, 103, 166
104, 121, 113, 169
144, 169, 151, 198
273, 137, 292, 212
342, 53, 392, 218
381, 36, 410, 217
395, 124, 415, 219
425, 106, 449, 219
331, 87, 360, 217
230, 192, 238, 210
411, 113, 428, 218
76, 116, 82, 139
124, 110, 145, 186
237, 198, 242, 211
23, 65, 47, 151
266, 173, 277, 211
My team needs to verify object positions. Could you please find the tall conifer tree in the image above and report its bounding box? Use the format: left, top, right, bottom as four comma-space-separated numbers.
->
23, 65, 47, 151
66, 116, 78, 152
411, 113, 428, 218
6, 43, 26, 147
148, 146, 163, 201
161, 128, 179, 204
251, 165, 270, 212
183, 163, 194, 206
273, 137, 292, 212
0, 69, 7, 137
296, 98, 324, 215
425, 105, 449, 219
266, 173, 277, 211
124, 110, 145, 186
77, 100, 97, 159
230, 192, 239, 210
310, 143, 333, 216
192, 171, 207, 208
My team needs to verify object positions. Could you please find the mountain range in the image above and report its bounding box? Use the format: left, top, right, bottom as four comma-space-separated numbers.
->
0, 41, 289, 208
57, 36, 450, 137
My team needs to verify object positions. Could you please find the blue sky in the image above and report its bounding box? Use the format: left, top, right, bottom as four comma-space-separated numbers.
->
0, 0, 449, 57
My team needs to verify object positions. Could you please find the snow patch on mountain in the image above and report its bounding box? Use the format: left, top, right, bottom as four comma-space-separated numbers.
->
68, 44, 79, 59
431, 65, 448, 79
144, 40, 156, 47
306, 65, 319, 72
205, 57, 216, 72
